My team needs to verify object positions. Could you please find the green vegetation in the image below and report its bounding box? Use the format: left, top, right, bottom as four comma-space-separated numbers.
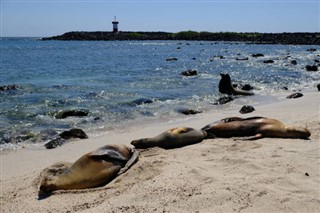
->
127, 32, 144, 39
173, 31, 200, 39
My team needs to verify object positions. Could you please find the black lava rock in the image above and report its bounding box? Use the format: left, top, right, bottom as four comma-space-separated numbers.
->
59, 128, 88, 140
181, 70, 198, 76
286, 93, 303, 99
236, 57, 249, 61
44, 137, 66, 149
251, 53, 264, 58
213, 96, 234, 105
307, 48, 317, 52
214, 55, 225, 59
291, 60, 297, 65
178, 109, 202, 115
166, 57, 178, 61
0, 84, 20, 91
306, 65, 318, 71
241, 84, 254, 91
263, 60, 274, 64
317, 84, 320, 91
130, 98, 153, 106
239, 105, 255, 114
55, 109, 89, 119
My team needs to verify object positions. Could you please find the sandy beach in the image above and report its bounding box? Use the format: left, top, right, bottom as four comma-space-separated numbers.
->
1, 90, 319, 213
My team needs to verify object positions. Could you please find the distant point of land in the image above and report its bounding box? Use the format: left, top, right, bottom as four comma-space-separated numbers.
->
42, 31, 320, 45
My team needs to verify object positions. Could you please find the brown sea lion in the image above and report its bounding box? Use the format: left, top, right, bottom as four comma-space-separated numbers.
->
131, 127, 207, 149
201, 116, 311, 140
218, 73, 254, 96
39, 144, 138, 193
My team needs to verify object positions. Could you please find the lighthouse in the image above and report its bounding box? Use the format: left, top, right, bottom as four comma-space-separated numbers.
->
112, 16, 119, 33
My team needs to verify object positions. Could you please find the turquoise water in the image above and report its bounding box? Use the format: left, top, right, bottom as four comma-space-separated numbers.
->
1, 38, 319, 149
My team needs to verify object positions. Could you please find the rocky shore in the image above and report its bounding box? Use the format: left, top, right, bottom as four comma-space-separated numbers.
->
42, 31, 320, 45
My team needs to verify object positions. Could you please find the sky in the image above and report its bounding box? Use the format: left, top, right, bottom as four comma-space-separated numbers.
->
1, 0, 319, 37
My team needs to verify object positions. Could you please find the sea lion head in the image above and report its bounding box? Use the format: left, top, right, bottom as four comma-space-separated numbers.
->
131, 138, 155, 149
39, 162, 72, 193
39, 175, 60, 193
286, 126, 311, 139
220, 72, 231, 80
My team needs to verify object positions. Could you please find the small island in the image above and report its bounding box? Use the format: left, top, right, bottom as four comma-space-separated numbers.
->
42, 31, 320, 45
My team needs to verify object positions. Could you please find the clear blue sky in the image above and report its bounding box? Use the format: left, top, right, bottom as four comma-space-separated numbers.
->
1, 0, 319, 37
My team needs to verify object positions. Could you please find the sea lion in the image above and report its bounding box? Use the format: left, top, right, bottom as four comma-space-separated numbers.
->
218, 73, 254, 96
201, 116, 311, 140
39, 144, 138, 193
131, 127, 207, 149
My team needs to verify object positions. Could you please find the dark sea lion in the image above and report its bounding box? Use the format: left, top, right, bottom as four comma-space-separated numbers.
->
201, 116, 311, 140
218, 73, 254, 96
131, 127, 207, 149
39, 144, 138, 193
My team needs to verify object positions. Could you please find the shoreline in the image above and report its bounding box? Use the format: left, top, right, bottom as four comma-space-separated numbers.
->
0, 85, 316, 152
0, 89, 288, 152
42, 31, 320, 45
1, 89, 319, 212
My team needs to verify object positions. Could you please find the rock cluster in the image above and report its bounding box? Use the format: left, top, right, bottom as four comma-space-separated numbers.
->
42, 31, 320, 45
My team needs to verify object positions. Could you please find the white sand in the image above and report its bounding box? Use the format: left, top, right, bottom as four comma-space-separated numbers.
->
1, 90, 319, 212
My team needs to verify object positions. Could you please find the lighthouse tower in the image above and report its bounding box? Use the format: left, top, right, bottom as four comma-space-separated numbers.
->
112, 16, 119, 33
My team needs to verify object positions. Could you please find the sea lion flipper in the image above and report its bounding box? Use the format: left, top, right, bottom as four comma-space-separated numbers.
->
89, 148, 128, 162
246, 134, 264, 140
118, 149, 139, 175
204, 132, 216, 139
234, 133, 264, 141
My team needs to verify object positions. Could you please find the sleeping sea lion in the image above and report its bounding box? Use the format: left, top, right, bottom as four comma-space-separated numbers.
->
39, 144, 138, 193
219, 73, 254, 96
202, 116, 311, 140
131, 127, 207, 149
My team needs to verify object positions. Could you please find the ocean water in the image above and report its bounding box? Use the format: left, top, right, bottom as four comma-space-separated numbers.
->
1, 38, 319, 149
